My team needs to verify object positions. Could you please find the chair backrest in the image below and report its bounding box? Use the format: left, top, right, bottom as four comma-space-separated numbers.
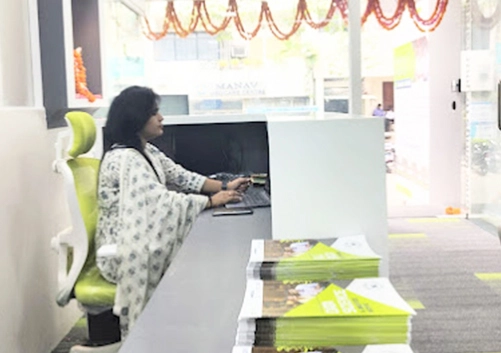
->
66, 111, 97, 158
67, 157, 100, 264
66, 112, 100, 262
53, 111, 102, 306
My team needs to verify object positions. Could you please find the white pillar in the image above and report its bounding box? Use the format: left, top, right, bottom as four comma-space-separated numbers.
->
28, 0, 43, 107
314, 76, 325, 114
348, 0, 362, 115
428, 0, 462, 207
314, 58, 325, 114
0, 0, 34, 106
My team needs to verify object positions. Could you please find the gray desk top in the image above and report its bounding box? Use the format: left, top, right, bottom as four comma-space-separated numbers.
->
119, 207, 272, 353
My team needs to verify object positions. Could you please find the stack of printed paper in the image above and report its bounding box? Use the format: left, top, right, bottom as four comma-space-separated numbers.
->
236, 278, 416, 348
246, 236, 381, 281
232, 344, 414, 353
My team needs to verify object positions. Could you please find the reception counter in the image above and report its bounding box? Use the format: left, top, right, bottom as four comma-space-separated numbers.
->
118, 208, 272, 353
115, 111, 388, 352
92, 112, 388, 274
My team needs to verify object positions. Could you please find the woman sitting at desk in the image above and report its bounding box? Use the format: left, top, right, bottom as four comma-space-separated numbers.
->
96, 86, 249, 336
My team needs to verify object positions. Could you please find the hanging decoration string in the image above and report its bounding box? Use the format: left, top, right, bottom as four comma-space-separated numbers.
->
361, 0, 407, 30
406, 0, 448, 31
142, 0, 449, 41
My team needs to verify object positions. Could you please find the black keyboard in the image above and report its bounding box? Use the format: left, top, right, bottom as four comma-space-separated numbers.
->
209, 172, 247, 182
225, 186, 271, 209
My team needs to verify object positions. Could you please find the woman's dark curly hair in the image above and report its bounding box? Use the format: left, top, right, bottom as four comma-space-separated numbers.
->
104, 86, 160, 153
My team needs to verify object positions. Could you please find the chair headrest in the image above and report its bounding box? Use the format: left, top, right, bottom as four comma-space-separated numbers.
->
65, 111, 97, 158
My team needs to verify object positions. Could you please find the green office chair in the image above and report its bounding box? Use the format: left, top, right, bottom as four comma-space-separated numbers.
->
51, 111, 121, 353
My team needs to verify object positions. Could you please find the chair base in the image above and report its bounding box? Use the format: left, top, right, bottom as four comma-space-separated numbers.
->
87, 309, 121, 344
69, 342, 121, 353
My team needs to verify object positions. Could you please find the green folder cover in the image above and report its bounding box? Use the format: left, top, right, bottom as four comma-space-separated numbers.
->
233, 347, 340, 353
232, 344, 414, 353
236, 278, 415, 347
247, 236, 381, 281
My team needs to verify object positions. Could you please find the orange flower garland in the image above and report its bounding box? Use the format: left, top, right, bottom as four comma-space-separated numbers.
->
73, 47, 96, 103
142, 0, 449, 41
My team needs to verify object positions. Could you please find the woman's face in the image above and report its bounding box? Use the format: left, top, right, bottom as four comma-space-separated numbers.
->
140, 108, 164, 141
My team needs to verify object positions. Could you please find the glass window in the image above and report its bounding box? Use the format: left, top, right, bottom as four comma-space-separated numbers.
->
154, 34, 176, 61
153, 33, 220, 62
197, 32, 220, 61
174, 35, 197, 61
101, 0, 392, 116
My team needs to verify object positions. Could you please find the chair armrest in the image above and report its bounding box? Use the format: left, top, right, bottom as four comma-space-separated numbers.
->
51, 225, 88, 306
97, 244, 117, 259
52, 160, 90, 306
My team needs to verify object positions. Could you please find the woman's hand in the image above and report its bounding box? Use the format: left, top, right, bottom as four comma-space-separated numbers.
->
228, 177, 251, 192
209, 190, 243, 208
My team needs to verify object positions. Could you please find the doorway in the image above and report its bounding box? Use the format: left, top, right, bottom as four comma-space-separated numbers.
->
382, 81, 394, 111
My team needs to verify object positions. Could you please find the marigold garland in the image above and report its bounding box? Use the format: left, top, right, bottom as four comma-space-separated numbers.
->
73, 47, 96, 103
142, 0, 449, 41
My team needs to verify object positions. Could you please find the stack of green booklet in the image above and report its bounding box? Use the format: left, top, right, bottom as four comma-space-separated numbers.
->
236, 278, 416, 348
246, 236, 381, 281
232, 344, 414, 353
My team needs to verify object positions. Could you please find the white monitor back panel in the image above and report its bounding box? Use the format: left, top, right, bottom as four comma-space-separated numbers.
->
267, 117, 388, 275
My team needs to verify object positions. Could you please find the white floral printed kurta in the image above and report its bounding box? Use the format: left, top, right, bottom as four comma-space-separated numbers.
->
96, 143, 208, 337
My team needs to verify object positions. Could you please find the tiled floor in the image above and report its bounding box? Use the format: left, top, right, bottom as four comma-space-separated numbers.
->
51, 318, 87, 353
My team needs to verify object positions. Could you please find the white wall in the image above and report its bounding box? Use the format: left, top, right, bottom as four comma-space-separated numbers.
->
0, 0, 34, 106
268, 116, 389, 275
392, 0, 463, 210
0, 108, 81, 353
428, 0, 462, 207
0, 0, 81, 349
